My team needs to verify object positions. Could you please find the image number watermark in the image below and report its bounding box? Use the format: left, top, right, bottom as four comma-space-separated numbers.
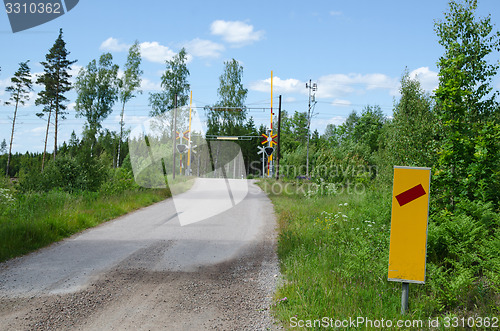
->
4, 0, 79, 33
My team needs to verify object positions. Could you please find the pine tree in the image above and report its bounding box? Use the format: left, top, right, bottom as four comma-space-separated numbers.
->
36, 28, 77, 165
0, 139, 7, 154
4, 61, 32, 177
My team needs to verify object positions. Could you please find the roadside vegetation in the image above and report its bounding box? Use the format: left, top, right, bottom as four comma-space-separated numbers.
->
261, 0, 500, 327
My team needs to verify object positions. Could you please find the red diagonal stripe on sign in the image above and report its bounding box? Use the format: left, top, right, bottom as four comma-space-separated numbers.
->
396, 184, 426, 206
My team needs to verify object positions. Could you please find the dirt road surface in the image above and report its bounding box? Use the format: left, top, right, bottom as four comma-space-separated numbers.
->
0, 179, 282, 330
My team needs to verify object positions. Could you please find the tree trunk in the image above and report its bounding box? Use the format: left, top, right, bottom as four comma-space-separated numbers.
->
41, 102, 53, 172
117, 100, 126, 168
6, 96, 19, 177
53, 71, 60, 161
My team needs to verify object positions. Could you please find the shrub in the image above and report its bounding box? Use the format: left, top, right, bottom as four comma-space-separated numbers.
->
18, 156, 109, 192
99, 167, 137, 195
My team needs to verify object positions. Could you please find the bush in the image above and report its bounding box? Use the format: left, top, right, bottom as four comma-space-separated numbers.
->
99, 167, 137, 195
18, 156, 109, 192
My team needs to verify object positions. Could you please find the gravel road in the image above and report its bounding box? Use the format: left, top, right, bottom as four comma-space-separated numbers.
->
0, 179, 282, 330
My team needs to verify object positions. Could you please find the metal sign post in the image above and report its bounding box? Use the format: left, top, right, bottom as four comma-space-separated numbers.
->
257, 146, 265, 178
187, 91, 193, 176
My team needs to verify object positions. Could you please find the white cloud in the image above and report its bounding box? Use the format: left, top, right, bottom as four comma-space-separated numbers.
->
409, 67, 439, 93
184, 38, 225, 58
210, 20, 264, 47
311, 116, 346, 134
99, 38, 193, 64
250, 73, 399, 99
326, 116, 346, 126
250, 76, 304, 94
139, 41, 177, 64
68, 64, 83, 83
330, 11, 342, 16
317, 73, 399, 98
100, 37, 130, 52
140, 78, 162, 91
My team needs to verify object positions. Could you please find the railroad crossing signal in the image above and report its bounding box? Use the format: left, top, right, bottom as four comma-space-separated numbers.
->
176, 131, 180, 140
264, 147, 274, 156
183, 130, 190, 141
257, 146, 265, 155
261, 133, 278, 146
176, 144, 188, 154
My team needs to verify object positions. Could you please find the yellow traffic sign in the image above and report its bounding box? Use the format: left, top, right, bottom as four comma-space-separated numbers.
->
388, 166, 431, 284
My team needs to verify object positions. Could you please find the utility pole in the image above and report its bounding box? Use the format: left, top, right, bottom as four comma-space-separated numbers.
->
305, 79, 317, 178
187, 91, 193, 176
172, 94, 177, 180
276, 95, 282, 180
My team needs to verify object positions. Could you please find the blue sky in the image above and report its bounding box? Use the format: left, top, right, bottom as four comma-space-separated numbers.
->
1, 0, 499, 153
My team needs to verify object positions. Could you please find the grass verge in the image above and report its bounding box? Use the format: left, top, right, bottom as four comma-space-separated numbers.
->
259, 179, 499, 330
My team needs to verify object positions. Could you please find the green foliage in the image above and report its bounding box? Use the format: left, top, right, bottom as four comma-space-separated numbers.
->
4, 60, 33, 177
118, 41, 143, 106
99, 167, 137, 195
0, 139, 7, 154
260, 178, 499, 322
433, 0, 500, 207
426, 199, 499, 311
75, 52, 119, 144
117, 41, 143, 167
312, 143, 373, 184
4, 60, 33, 108
206, 58, 248, 136
149, 48, 190, 117
310, 106, 383, 183
386, 69, 436, 168
36, 28, 77, 159
18, 155, 108, 192
279, 111, 308, 152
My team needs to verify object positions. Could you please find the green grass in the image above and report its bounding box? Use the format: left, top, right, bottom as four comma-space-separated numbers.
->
259, 179, 499, 330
